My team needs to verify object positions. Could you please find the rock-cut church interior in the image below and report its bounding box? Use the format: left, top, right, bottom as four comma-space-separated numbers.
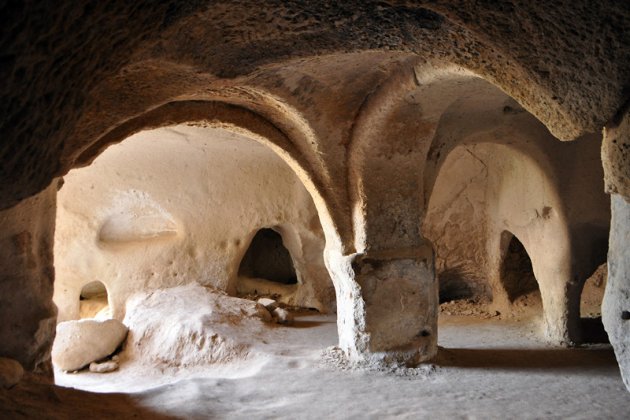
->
1, 1, 629, 418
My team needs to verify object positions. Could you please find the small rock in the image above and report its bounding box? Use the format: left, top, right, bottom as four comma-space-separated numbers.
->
242, 303, 273, 322
273, 307, 294, 324
257, 298, 277, 311
0, 357, 24, 388
89, 360, 119, 373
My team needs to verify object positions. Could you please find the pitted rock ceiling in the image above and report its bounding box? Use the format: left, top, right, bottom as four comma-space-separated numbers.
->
1, 1, 629, 210
1, 0, 630, 396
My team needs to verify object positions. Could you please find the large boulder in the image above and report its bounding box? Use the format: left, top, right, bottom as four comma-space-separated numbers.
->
52, 319, 128, 371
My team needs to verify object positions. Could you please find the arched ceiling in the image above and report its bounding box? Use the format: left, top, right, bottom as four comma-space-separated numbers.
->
1, 1, 629, 209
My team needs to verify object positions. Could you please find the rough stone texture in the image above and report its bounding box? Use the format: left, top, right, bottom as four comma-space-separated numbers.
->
1, 1, 628, 215
601, 105, 630, 391
0, 183, 57, 374
326, 247, 437, 366
121, 284, 270, 368
0, 0, 629, 377
0, 357, 24, 388
603, 197, 630, 390
422, 1, 630, 139
52, 319, 128, 372
427, 136, 609, 344
54, 125, 334, 321
603, 107, 630, 198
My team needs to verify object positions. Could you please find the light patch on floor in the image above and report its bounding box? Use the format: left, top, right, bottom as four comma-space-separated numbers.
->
42, 306, 629, 419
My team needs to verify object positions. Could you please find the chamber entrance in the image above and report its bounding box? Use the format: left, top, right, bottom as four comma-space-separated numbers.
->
238, 228, 298, 285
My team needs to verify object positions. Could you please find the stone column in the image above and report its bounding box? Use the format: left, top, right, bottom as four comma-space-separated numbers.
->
602, 194, 630, 390
602, 108, 630, 391
0, 182, 58, 375
326, 244, 437, 367
602, 195, 630, 385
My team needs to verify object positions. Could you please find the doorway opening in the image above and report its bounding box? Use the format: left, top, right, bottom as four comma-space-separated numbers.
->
79, 281, 110, 319
500, 233, 541, 305
238, 228, 298, 285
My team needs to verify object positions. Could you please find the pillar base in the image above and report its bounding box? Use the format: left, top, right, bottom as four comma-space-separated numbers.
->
325, 246, 438, 367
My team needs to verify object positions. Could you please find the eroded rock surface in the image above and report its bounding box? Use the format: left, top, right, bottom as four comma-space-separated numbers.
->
603, 195, 630, 389
52, 319, 128, 372
54, 126, 334, 322
122, 284, 272, 368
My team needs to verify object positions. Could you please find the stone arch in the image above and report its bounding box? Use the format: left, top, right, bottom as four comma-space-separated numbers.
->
238, 228, 298, 286
424, 132, 581, 342
55, 121, 338, 318
78, 281, 111, 320
1, 1, 629, 381
233, 223, 334, 311
72, 99, 348, 256
498, 231, 541, 303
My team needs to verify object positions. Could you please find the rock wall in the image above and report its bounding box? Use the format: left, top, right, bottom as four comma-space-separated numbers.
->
425, 106, 610, 343
602, 108, 630, 390
54, 125, 334, 322
603, 196, 630, 389
425, 144, 491, 301
1, 1, 629, 375
0, 183, 58, 374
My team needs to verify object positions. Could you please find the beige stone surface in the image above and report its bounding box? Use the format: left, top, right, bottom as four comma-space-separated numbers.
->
52, 319, 128, 372
26, 313, 630, 418
54, 125, 334, 321
0, 0, 629, 396
121, 284, 271, 368
89, 360, 119, 374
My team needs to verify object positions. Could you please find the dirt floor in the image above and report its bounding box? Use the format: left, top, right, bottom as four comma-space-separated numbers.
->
2, 294, 629, 419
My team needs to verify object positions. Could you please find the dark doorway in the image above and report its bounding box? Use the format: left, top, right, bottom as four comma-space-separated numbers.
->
500, 234, 539, 302
238, 228, 298, 285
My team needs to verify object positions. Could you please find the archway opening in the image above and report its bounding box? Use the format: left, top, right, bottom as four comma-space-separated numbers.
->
79, 281, 110, 319
52, 123, 337, 391
500, 233, 541, 304
427, 141, 553, 347
238, 228, 298, 285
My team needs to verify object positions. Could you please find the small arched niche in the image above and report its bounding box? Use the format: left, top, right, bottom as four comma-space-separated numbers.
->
238, 228, 298, 287
79, 281, 111, 319
499, 232, 541, 305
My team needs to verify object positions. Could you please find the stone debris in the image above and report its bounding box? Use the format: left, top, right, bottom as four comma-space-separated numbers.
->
52, 319, 128, 371
89, 360, 119, 373
272, 307, 294, 324
257, 298, 278, 311
121, 284, 271, 368
0, 357, 24, 388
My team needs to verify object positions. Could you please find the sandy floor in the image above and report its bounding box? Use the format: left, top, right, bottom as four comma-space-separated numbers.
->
3, 309, 628, 419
